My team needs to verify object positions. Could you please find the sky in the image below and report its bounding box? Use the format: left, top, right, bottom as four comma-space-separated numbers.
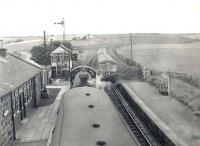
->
1, 0, 200, 36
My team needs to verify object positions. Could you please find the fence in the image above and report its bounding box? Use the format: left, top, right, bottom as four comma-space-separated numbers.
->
167, 71, 200, 89
113, 47, 142, 70
113, 47, 200, 89
167, 72, 192, 81
113, 47, 165, 79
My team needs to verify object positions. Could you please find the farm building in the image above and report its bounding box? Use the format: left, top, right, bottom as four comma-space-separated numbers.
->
0, 48, 47, 146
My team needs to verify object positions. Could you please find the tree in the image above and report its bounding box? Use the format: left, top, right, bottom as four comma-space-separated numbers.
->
31, 41, 72, 65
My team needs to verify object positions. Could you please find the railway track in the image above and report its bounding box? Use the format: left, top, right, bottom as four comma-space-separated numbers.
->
105, 86, 161, 146
87, 54, 97, 69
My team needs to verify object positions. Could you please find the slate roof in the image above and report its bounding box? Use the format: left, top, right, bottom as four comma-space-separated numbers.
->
0, 53, 42, 97
51, 45, 71, 54
97, 53, 117, 64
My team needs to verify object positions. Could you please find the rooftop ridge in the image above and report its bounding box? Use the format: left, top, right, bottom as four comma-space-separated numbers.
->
8, 52, 43, 70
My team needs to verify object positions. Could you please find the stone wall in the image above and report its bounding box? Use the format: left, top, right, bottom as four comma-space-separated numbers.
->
0, 71, 44, 146
0, 93, 13, 146
117, 84, 176, 146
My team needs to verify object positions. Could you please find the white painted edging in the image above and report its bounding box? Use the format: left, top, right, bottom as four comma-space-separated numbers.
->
122, 83, 187, 146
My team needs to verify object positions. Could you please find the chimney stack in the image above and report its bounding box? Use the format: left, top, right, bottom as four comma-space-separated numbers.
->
0, 48, 7, 57
0, 40, 3, 48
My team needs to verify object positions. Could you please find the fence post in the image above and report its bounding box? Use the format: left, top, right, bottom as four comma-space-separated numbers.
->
168, 74, 171, 97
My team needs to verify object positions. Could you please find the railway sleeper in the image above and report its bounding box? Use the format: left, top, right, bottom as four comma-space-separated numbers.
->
105, 86, 162, 146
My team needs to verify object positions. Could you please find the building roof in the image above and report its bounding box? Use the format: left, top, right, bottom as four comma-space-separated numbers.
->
51, 45, 71, 54
0, 53, 42, 97
97, 53, 117, 64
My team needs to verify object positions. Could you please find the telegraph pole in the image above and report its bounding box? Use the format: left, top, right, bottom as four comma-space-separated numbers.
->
50, 39, 53, 50
43, 30, 47, 50
130, 33, 133, 61
168, 75, 171, 97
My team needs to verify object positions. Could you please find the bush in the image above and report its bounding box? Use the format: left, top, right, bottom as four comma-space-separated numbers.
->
31, 41, 72, 65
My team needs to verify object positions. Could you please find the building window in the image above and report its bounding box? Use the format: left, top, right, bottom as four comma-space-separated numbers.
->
63, 62, 68, 68
64, 55, 69, 61
56, 55, 60, 62
25, 80, 33, 103
24, 83, 28, 104
51, 55, 56, 62
59, 54, 64, 61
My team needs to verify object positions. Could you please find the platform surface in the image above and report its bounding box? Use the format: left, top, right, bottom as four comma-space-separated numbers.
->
15, 86, 68, 146
124, 81, 200, 146
60, 87, 137, 146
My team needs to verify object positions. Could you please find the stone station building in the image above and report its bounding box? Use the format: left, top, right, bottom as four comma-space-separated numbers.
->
0, 48, 47, 146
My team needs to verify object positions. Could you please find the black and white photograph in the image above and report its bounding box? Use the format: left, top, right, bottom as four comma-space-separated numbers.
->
0, 0, 200, 146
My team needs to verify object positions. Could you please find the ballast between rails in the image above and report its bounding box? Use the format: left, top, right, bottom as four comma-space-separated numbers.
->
106, 86, 155, 146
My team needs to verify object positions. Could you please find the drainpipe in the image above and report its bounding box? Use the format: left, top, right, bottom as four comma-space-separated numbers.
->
10, 92, 16, 140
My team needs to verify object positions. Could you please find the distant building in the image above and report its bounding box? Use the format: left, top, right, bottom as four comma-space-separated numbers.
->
50, 45, 72, 78
72, 34, 95, 40
81, 34, 95, 40
0, 48, 47, 146
72, 36, 82, 40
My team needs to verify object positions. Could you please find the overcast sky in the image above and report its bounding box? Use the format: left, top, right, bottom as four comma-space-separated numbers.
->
1, 0, 200, 36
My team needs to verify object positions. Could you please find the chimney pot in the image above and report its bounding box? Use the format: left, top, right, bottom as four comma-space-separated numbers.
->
0, 48, 7, 57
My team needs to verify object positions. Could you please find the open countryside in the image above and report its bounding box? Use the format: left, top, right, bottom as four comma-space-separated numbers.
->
117, 42, 200, 76
1, 33, 200, 146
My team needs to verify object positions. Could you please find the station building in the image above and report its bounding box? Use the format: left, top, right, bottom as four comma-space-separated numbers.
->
50, 45, 72, 78
0, 48, 47, 146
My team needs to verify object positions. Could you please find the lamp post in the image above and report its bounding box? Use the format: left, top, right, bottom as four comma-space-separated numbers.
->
54, 18, 65, 42
130, 33, 134, 61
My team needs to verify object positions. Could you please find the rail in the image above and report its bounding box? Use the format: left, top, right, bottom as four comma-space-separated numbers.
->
106, 86, 160, 146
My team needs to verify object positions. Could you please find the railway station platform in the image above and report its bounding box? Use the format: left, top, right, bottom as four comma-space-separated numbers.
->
121, 81, 200, 146
14, 86, 68, 146
59, 87, 138, 146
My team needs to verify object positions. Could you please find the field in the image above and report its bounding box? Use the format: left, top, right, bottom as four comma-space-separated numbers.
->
3, 34, 200, 114
114, 39, 200, 114
3, 33, 200, 76
0, 36, 42, 44
117, 42, 200, 77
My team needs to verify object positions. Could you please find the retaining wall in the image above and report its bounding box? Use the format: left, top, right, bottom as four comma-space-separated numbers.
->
117, 84, 178, 146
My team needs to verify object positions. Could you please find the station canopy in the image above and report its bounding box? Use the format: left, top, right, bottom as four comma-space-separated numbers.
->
97, 53, 117, 64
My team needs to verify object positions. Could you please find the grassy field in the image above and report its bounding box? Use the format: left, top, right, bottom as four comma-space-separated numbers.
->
3, 33, 200, 114
112, 35, 200, 115
117, 42, 200, 77
0, 36, 42, 44
3, 33, 200, 74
